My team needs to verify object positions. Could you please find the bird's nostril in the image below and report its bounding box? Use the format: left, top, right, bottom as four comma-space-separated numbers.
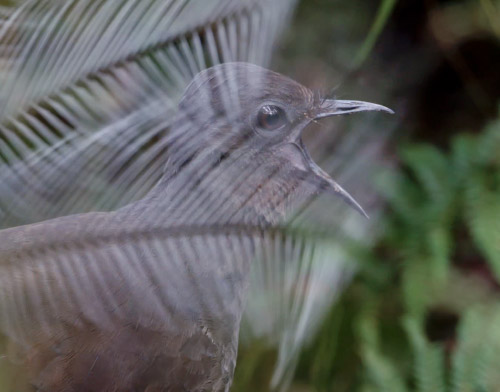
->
338, 106, 359, 111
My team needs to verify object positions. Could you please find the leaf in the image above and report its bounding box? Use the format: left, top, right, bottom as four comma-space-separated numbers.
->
428, 225, 452, 284
452, 306, 500, 392
358, 307, 409, 392
400, 144, 451, 210
402, 258, 434, 319
404, 317, 446, 392
462, 122, 500, 281
352, 0, 398, 67
465, 183, 500, 281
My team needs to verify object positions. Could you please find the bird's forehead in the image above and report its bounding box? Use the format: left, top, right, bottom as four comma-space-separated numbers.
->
188, 63, 315, 108
257, 79, 314, 107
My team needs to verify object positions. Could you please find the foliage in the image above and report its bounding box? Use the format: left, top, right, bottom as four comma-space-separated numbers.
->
0, 0, 498, 390
290, 115, 500, 391
353, 0, 398, 68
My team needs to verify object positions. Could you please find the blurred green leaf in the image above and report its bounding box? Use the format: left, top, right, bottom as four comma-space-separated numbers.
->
353, 0, 398, 67
453, 306, 500, 392
404, 317, 447, 392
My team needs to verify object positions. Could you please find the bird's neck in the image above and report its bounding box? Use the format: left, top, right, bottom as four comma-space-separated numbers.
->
114, 157, 298, 343
116, 174, 261, 344
119, 156, 290, 228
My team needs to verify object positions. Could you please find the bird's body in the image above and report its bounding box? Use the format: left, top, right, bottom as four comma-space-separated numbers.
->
0, 63, 391, 391
0, 210, 246, 391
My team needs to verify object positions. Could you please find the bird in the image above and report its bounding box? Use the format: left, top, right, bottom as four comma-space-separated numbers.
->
0, 62, 392, 391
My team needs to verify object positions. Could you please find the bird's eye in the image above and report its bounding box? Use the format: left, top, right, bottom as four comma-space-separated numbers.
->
256, 105, 288, 131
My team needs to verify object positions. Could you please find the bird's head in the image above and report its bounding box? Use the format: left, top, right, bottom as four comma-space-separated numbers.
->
166, 62, 393, 224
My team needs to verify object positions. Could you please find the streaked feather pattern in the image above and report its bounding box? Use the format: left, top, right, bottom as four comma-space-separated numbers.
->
0, 212, 348, 390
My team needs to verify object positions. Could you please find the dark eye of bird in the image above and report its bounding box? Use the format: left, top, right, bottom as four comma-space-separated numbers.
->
256, 105, 287, 131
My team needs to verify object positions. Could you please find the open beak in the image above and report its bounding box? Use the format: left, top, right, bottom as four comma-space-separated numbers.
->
298, 140, 370, 218
302, 99, 393, 218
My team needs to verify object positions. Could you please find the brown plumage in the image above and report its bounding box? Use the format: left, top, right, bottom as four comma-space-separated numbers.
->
0, 63, 392, 391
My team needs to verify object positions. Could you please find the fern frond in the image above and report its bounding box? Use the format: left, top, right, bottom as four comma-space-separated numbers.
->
404, 317, 447, 392
452, 306, 500, 392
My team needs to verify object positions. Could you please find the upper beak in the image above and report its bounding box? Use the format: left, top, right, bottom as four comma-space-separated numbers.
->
301, 99, 393, 218
316, 99, 394, 119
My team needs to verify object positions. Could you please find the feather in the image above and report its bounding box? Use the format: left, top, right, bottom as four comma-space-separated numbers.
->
0, 0, 297, 226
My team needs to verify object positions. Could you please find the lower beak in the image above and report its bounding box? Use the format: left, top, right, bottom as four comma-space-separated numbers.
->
297, 140, 369, 218
300, 99, 393, 218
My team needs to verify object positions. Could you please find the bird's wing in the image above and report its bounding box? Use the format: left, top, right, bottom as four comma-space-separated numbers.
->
0, 212, 240, 341
0, 209, 355, 390
0, 213, 251, 390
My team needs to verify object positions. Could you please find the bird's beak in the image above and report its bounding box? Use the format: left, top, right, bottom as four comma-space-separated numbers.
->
300, 99, 393, 218
297, 139, 369, 218
316, 99, 394, 119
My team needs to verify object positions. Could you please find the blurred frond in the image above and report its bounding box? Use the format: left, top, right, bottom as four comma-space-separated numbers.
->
452, 305, 500, 391
404, 317, 446, 392
352, 0, 398, 67
358, 306, 408, 392
351, 113, 500, 391
0, 0, 297, 226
